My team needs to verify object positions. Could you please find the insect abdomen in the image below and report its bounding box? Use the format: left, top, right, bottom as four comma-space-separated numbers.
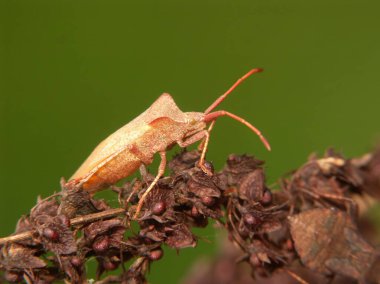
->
70, 117, 186, 192
80, 149, 143, 192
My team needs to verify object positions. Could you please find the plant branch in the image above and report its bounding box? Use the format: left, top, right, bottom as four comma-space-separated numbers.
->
0, 208, 126, 246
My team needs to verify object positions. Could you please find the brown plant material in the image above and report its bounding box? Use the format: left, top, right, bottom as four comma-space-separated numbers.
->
289, 208, 375, 279
0, 149, 380, 284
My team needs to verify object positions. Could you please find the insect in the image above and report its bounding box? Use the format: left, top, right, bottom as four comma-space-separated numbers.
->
66, 69, 271, 218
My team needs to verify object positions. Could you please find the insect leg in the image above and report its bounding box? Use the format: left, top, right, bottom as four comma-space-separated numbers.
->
133, 151, 167, 219
177, 130, 208, 148
197, 121, 216, 152
125, 179, 142, 204
198, 121, 216, 175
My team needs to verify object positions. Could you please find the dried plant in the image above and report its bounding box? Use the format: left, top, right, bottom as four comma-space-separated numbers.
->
0, 148, 379, 284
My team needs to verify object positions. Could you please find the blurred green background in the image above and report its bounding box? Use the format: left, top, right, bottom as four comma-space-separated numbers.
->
1, 0, 380, 283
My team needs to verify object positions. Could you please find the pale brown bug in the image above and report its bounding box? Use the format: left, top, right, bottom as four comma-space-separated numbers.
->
66, 69, 270, 218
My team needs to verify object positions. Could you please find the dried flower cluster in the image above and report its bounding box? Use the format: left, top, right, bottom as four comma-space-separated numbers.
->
1, 149, 380, 284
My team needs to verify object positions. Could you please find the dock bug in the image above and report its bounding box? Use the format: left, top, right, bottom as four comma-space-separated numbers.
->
66, 69, 271, 218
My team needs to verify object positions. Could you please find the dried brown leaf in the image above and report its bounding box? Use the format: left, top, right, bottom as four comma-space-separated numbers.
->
289, 208, 375, 279
165, 223, 196, 249
0, 244, 46, 269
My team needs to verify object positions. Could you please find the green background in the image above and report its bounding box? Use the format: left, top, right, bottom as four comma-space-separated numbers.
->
1, 1, 380, 283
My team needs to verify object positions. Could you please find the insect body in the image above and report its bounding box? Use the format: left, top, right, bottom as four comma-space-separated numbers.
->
66, 69, 270, 218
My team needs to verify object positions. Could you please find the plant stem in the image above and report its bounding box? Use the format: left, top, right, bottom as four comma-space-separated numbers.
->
0, 207, 126, 245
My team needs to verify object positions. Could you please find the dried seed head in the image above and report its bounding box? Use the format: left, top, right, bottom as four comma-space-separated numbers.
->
70, 256, 82, 267
152, 201, 166, 215
243, 213, 260, 226
148, 248, 163, 261
239, 169, 266, 201
92, 236, 110, 253
201, 196, 215, 206
43, 227, 60, 242
260, 189, 272, 205
191, 206, 200, 217
202, 161, 214, 175
103, 259, 118, 271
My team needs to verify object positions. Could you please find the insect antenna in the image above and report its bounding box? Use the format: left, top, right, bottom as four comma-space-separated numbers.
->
203, 110, 271, 151
204, 68, 263, 114
202, 68, 271, 151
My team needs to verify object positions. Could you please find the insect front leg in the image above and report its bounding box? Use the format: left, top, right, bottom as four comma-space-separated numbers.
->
177, 130, 208, 148
198, 121, 216, 175
177, 130, 210, 174
133, 151, 167, 219
177, 121, 216, 176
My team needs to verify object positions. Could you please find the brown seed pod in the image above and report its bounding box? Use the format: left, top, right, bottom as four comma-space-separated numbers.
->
191, 206, 200, 217
202, 161, 214, 175
243, 213, 260, 226
92, 236, 110, 253
102, 260, 118, 271
201, 196, 215, 206
42, 227, 59, 242
70, 256, 83, 268
148, 248, 164, 261
152, 201, 166, 215
260, 189, 272, 205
